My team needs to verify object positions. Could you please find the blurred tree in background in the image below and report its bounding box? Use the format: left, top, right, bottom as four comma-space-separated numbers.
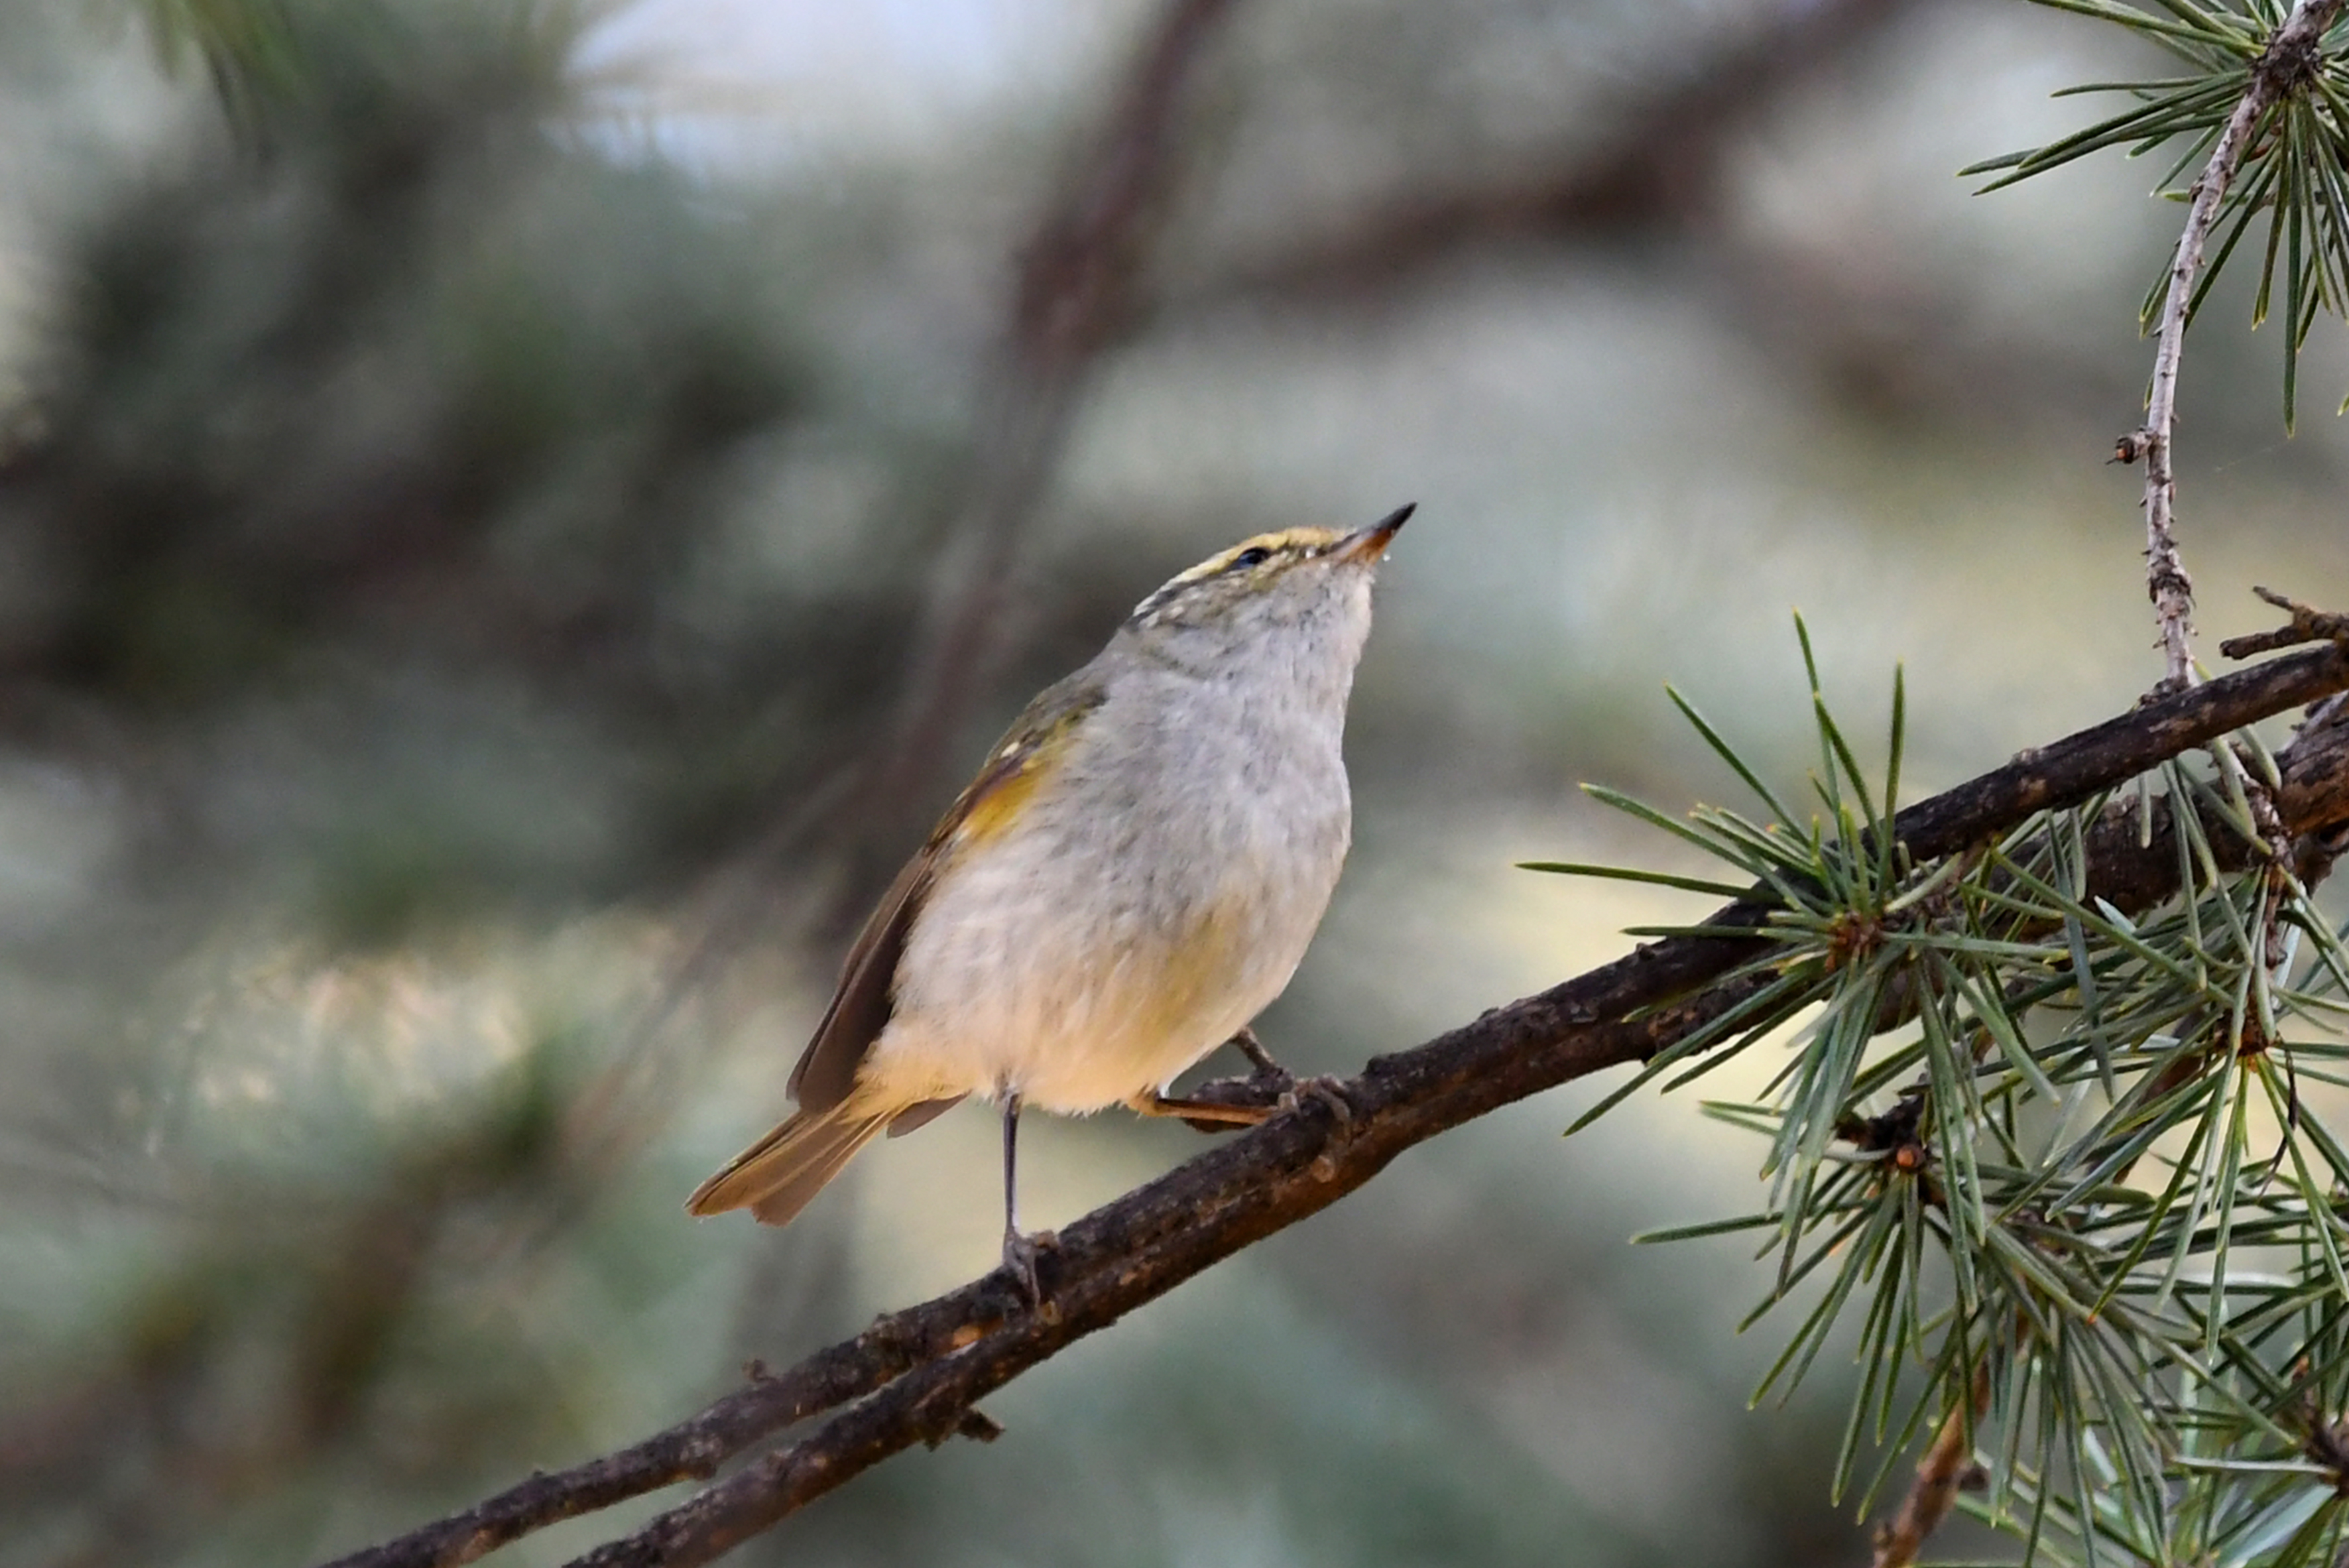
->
2, 0, 2347, 1565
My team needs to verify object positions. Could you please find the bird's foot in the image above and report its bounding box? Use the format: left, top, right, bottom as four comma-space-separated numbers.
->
1160, 1026, 1313, 1132
1277, 1074, 1355, 1129
1150, 1069, 1353, 1134
1229, 1027, 1355, 1124
1000, 1227, 1058, 1309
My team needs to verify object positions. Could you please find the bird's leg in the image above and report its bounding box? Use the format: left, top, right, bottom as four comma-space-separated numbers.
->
1132, 1026, 1359, 1132
1142, 1029, 1295, 1130
1001, 1090, 1020, 1239
1216, 1026, 1356, 1128
1128, 1034, 1355, 1132
998, 1093, 1051, 1304
1227, 1024, 1286, 1077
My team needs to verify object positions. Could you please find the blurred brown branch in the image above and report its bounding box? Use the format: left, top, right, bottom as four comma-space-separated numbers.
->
859, 0, 1248, 847
582, 0, 1252, 1172
317, 638, 2349, 1568
1175, 0, 1919, 312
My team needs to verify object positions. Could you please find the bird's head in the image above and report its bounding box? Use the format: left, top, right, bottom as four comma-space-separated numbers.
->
1121, 505, 1412, 672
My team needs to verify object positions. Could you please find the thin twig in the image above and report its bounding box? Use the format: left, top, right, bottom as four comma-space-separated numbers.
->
2132, 0, 2346, 690
1871, 1366, 1992, 1568
2210, 591, 2348, 974
857, 0, 1246, 859
315, 640, 2349, 1568
2220, 586, 2349, 660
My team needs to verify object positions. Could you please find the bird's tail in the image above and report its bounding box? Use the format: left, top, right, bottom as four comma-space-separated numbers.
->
686, 1103, 894, 1227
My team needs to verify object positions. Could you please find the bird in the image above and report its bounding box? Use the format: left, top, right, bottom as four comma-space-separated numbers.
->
687, 503, 1410, 1291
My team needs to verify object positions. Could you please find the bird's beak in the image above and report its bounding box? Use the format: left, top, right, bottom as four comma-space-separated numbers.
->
1339, 502, 1415, 563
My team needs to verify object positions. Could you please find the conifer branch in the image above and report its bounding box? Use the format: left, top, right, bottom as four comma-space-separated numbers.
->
2222, 585, 2349, 660
2131, 0, 2346, 689
318, 638, 2349, 1568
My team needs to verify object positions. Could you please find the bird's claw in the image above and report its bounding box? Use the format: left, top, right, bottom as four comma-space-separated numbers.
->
1278, 1074, 1355, 1128
1000, 1228, 1058, 1308
1172, 1033, 1353, 1132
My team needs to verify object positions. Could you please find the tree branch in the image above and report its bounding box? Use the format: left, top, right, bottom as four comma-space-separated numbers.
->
1852, 609, 2349, 1568
2221, 585, 2349, 661
316, 634, 2349, 1568
1174, 0, 1917, 312
858, 0, 1246, 857
1871, 1366, 1991, 1568
2129, 0, 2346, 690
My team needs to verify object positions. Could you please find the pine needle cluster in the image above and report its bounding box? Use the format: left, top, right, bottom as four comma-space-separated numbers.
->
1534, 623, 2349, 1565
1966, 0, 2349, 424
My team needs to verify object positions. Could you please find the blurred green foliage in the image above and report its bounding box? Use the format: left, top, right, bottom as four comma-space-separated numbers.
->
1, 0, 2347, 1565
3, 0, 976, 941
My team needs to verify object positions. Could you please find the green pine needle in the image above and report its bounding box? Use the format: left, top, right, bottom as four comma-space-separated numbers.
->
1523, 620, 2349, 1563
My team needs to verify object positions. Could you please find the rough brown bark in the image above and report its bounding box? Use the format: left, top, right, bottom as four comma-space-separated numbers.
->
317, 636, 2349, 1568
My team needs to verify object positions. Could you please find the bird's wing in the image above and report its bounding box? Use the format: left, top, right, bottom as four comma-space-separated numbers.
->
786, 847, 928, 1113
784, 670, 1107, 1113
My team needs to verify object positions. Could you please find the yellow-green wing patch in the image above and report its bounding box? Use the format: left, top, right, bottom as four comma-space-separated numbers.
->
784, 671, 1106, 1112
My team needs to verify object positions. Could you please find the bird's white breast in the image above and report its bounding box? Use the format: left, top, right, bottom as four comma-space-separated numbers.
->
868, 612, 1364, 1114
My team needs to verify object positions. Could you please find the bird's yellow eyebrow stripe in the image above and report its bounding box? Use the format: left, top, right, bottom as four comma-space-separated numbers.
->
1172, 528, 1348, 586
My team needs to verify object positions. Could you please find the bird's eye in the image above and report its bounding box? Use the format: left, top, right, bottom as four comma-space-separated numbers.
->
1231, 546, 1272, 570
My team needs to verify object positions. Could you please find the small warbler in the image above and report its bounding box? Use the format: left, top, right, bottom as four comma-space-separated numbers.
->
688, 505, 1410, 1285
